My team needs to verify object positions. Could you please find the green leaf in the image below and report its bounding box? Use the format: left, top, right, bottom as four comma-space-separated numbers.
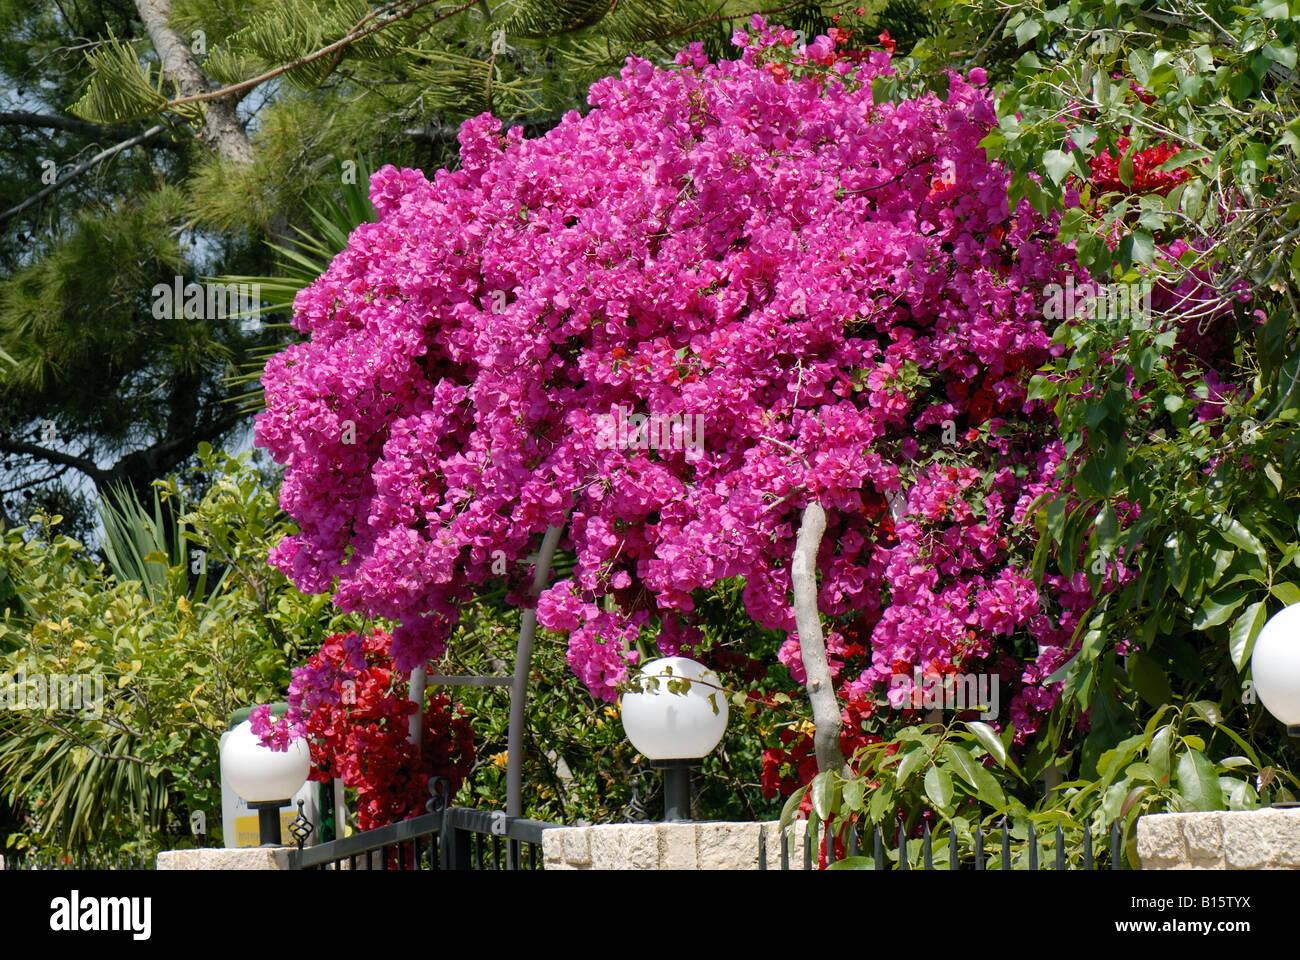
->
924, 764, 954, 811
1182, 179, 1206, 219
895, 746, 927, 785
1270, 582, 1300, 605
842, 779, 866, 812
1015, 18, 1041, 45
826, 856, 874, 870
1069, 126, 1098, 149
868, 781, 893, 822
1149, 725, 1173, 782
1214, 516, 1268, 564
778, 783, 808, 834
965, 720, 1016, 774
1193, 589, 1250, 630
1229, 600, 1267, 670
1128, 653, 1174, 709
1126, 230, 1155, 267
810, 770, 838, 822
1263, 42, 1297, 70
942, 744, 985, 791
1043, 149, 1074, 185
1176, 750, 1224, 811
1265, 463, 1284, 492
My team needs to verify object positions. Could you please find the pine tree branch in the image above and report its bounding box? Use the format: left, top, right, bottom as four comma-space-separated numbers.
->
652, 0, 814, 44
0, 124, 167, 224
160, 0, 481, 111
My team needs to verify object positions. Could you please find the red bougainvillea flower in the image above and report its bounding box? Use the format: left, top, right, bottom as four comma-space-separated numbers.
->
1088, 138, 1190, 195
253, 630, 475, 831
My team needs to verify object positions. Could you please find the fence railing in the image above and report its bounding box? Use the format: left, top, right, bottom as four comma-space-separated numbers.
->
761, 819, 1135, 870
288, 806, 555, 871
2, 852, 154, 870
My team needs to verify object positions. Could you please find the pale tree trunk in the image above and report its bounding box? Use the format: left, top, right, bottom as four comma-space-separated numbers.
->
791, 501, 845, 774
134, 0, 254, 163
507, 523, 565, 818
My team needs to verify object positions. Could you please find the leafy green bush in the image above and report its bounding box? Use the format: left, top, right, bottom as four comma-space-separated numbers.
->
0, 446, 366, 858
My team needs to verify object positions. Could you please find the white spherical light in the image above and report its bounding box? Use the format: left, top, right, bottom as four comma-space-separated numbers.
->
1251, 603, 1300, 727
621, 656, 728, 760
220, 719, 310, 803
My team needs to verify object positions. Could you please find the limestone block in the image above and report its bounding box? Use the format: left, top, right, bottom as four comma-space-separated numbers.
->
1136, 814, 1189, 870
156, 847, 291, 870
697, 821, 761, 870
1138, 808, 1300, 870
657, 823, 698, 870
620, 824, 660, 869
587, 825, 626, 869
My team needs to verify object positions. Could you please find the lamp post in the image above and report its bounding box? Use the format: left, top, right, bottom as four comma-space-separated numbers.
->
1251, 603, 1300, 806
621, 656, 728, 822
220, 719, 310, 846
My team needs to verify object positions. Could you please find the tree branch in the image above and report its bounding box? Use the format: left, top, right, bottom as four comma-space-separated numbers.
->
0, 436, 110, 485
0, 111, 125, 137
134, 0, 253, 163
158, 0, 480, 112
0, 123, 166, 224
507, 522, 565, 818
791, 501, 845, 774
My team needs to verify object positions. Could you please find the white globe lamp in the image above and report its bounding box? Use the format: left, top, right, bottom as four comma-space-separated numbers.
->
1252, 603, 1300, 734
621, 656, 728, 820
220, 719, 310, 845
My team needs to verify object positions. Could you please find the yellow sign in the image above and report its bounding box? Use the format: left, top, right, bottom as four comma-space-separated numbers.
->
234, 809, 296, 847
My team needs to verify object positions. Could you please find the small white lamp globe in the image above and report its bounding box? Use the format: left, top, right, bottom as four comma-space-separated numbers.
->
621, 656, 729, 760
220, 719, 310, 803
1251, 603, 1300, 729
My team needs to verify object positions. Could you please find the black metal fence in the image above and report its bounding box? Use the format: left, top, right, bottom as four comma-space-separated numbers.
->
2, 852, 155, 870
288, 806, 554, 871
761, 819, 1136, 870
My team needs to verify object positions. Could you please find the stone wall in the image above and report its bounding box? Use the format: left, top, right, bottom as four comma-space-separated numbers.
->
156, 847, 292, 869
542, 821, 808, 870
1137, 808, 1300, 869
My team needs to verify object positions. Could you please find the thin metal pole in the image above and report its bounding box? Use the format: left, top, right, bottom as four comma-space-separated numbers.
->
333, 776, 347, 841
507, 524, 564, 818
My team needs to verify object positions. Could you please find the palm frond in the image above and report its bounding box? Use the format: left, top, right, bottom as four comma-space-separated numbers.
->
213, 170, 377, 415
96, 481, 185, 603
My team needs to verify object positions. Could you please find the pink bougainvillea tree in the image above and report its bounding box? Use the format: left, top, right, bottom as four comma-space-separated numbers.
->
256, 19, 1114, 765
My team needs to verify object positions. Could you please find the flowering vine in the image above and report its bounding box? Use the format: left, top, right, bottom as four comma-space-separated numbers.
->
257, 18, 1152, 769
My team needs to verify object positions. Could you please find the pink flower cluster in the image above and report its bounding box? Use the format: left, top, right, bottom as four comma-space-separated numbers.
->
257, 21, 1103, 740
